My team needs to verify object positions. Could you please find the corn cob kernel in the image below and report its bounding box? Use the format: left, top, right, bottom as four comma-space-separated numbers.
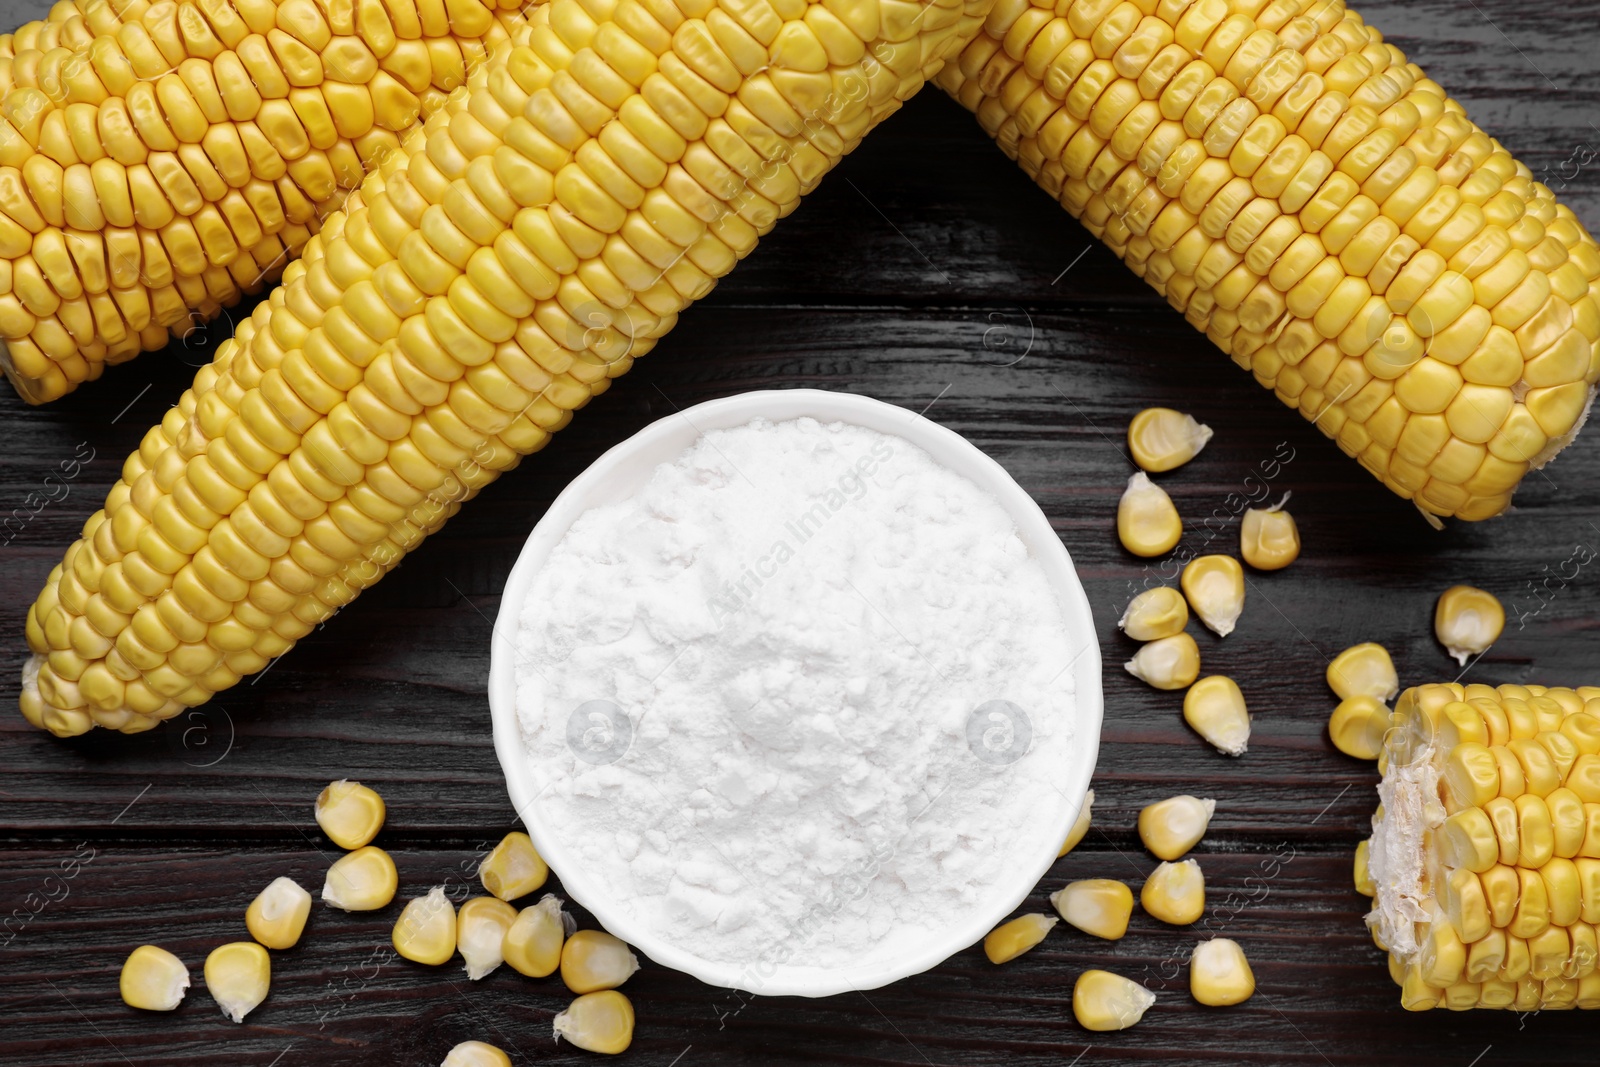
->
204, 941, 270, 1023
1059, 788, 1094, 857
1190, 938, 1256, 1006
1184, 675, 1251, 756
1118, 587, 1188, 642
1330, 695, 1391, 760
1181, 555, 1245, 637
479, 830, 547, 901
458, 895, 517, 980
503, 893, 570, 978
984, 912, 1058, 963
1240, 500, 1300, 571
1117, 471, 1182, 557
442, 1041, 511, 1067
315, 779, 386, 850
1128, 407, 1212, 472
1328, 643, 1399, 702
561, 929, 640, 994
1139, 795, 1215, 861
1072, 969, 1155, 1031
1050, 878, 1134, 940
394, 885, 457, 966
1124, 632, 1200, 690
553, 990, 634, 1055
322, 845, 397, 911
120, 945, 189, 1011
1355, 840, 1376, 897
1142, 859, 1206, 925
246, 875, 312, 949
1435, 586, 1505, 666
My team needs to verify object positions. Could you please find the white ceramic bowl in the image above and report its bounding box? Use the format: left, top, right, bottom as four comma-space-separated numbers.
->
488, 389, 1102, 997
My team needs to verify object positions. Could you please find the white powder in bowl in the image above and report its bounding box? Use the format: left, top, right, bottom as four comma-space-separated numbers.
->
513, 416, 1079, 971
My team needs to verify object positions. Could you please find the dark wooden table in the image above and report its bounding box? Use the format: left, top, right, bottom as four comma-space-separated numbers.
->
4, 0, 1600, 1062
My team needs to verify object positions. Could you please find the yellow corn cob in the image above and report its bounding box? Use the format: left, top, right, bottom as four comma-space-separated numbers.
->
938, 0, 1600, 521
0, 0, 532, 405
1368, 683, 1600, 1010
18, 0, 995, 736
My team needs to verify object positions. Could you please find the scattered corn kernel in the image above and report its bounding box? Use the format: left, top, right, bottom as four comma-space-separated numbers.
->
1184, 676, 1252, 757
504, 894, 571, 979
1181, 556, 1246, 637
1119, 588, 1189, 642
1125, 633, 1201, 690
246, 876, 312, 950
1060, 789, 1095, 857
1190, 938, 1256, 1006
393, 886, 458, 966
1128, 408, 1213, 472
204, 942, 270, 1023
1139, 796, 1216, 860
120, 945, 189, 1012
315, 780, 387, 850
1118, 472, 1182, 557
1072, 969, 1155, 1031
458, 897, 518, 980
479, 832, 549, 902
561, 930, 641, 994
1050, 879, 1135, 940
1329, 696, 1391, 761
322, 846, 399, 912
1327, 643, 1399, 702
442, 1041, 512, 1067
1354, 840, 1375, 897
984, 913, 1059, 963
1240, 500, 1300, 571
554, 990, 635, 1055
1142, 860, 1206, 925
1434, 586, 1506, 666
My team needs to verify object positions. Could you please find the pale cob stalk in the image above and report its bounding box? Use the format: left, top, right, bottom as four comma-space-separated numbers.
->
0, 0, 533, 404
1369, 683, 1600, 1010
19, 0, 995, 736
937, 0, 1600, 521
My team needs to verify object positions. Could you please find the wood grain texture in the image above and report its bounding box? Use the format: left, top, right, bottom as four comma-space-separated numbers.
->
2, 0, 1599, 1061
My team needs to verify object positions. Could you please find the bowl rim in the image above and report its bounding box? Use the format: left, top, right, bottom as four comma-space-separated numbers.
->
488, 388, 1103, 997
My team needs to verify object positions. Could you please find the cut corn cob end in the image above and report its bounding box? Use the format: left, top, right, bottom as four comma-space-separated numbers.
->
1072, 969, 1155, 1031
120, 944, 190, 1011
984, 913, 1059, 963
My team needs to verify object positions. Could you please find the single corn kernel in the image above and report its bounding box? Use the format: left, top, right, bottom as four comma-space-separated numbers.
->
1181, 555, 1246, 637
314, 780, 386, 850
442, 1041, 512, 1067
246, 876, 312, 950
393, 886, 458, 966
1050, 879, 1135, 940
1240, 499, 1300, 571
1118, 472, 1182, 557
1327, 643, 1399, 702
1142, 860, 1206, 925
1184, 675, 1251, 756
1434, 586, 1505, 666
1128, 407, 1213, 472
322, 846, 399, 911
984, 913, 1059, 963
1330, 696, 1391, 760
561, 930, 641, 994
204, 942, 270, 1023
1119, 588, 1189, 641
1190, 938, 1256, 1006
1060, 789, 1095, 857
1072, 969, 1156, 1031
554, 990, 635, 1055
1125, 633, 1201, 690
504, 894, 571, 978
120, 945, 190, 1011
479, 831, 548, 902
1354, 840, 1375, 896
1139, 795, 1216, 860
458, 896, 518, 980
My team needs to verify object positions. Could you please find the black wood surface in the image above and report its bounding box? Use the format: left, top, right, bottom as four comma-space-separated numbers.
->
3, 0, 1600, 1063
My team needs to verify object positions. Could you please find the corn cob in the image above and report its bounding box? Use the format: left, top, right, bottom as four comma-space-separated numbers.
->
0, 0, 532, 405
18, 0, 995, 736
938, 0, 1600, 521
1367, 683, 1600, 1010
